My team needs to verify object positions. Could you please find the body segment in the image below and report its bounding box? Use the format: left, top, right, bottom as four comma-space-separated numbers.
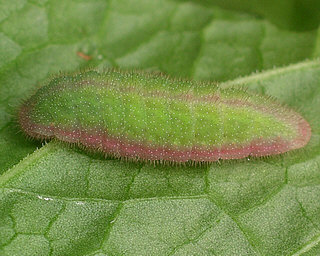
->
19, 70, 311, 163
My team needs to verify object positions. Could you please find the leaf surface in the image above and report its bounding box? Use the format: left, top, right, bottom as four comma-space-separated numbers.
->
0, 1, 320, 255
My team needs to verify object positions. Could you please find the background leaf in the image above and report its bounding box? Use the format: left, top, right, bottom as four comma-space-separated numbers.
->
0, 0, 319, 255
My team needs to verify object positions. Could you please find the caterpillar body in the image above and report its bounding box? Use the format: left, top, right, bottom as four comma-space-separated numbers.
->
18, 70, 311, 163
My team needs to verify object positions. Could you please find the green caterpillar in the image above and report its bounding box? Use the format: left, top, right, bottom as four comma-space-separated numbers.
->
18, 69, 311, 163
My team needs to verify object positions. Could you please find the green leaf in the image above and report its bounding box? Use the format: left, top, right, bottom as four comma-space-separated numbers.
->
0, 0, 320, 255
204, 0, 320, 31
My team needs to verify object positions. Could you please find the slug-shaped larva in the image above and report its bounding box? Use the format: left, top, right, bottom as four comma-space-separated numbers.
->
18, 70, 311, 163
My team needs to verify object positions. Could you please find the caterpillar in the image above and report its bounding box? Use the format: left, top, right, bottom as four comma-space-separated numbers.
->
18, 69, 311, 163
